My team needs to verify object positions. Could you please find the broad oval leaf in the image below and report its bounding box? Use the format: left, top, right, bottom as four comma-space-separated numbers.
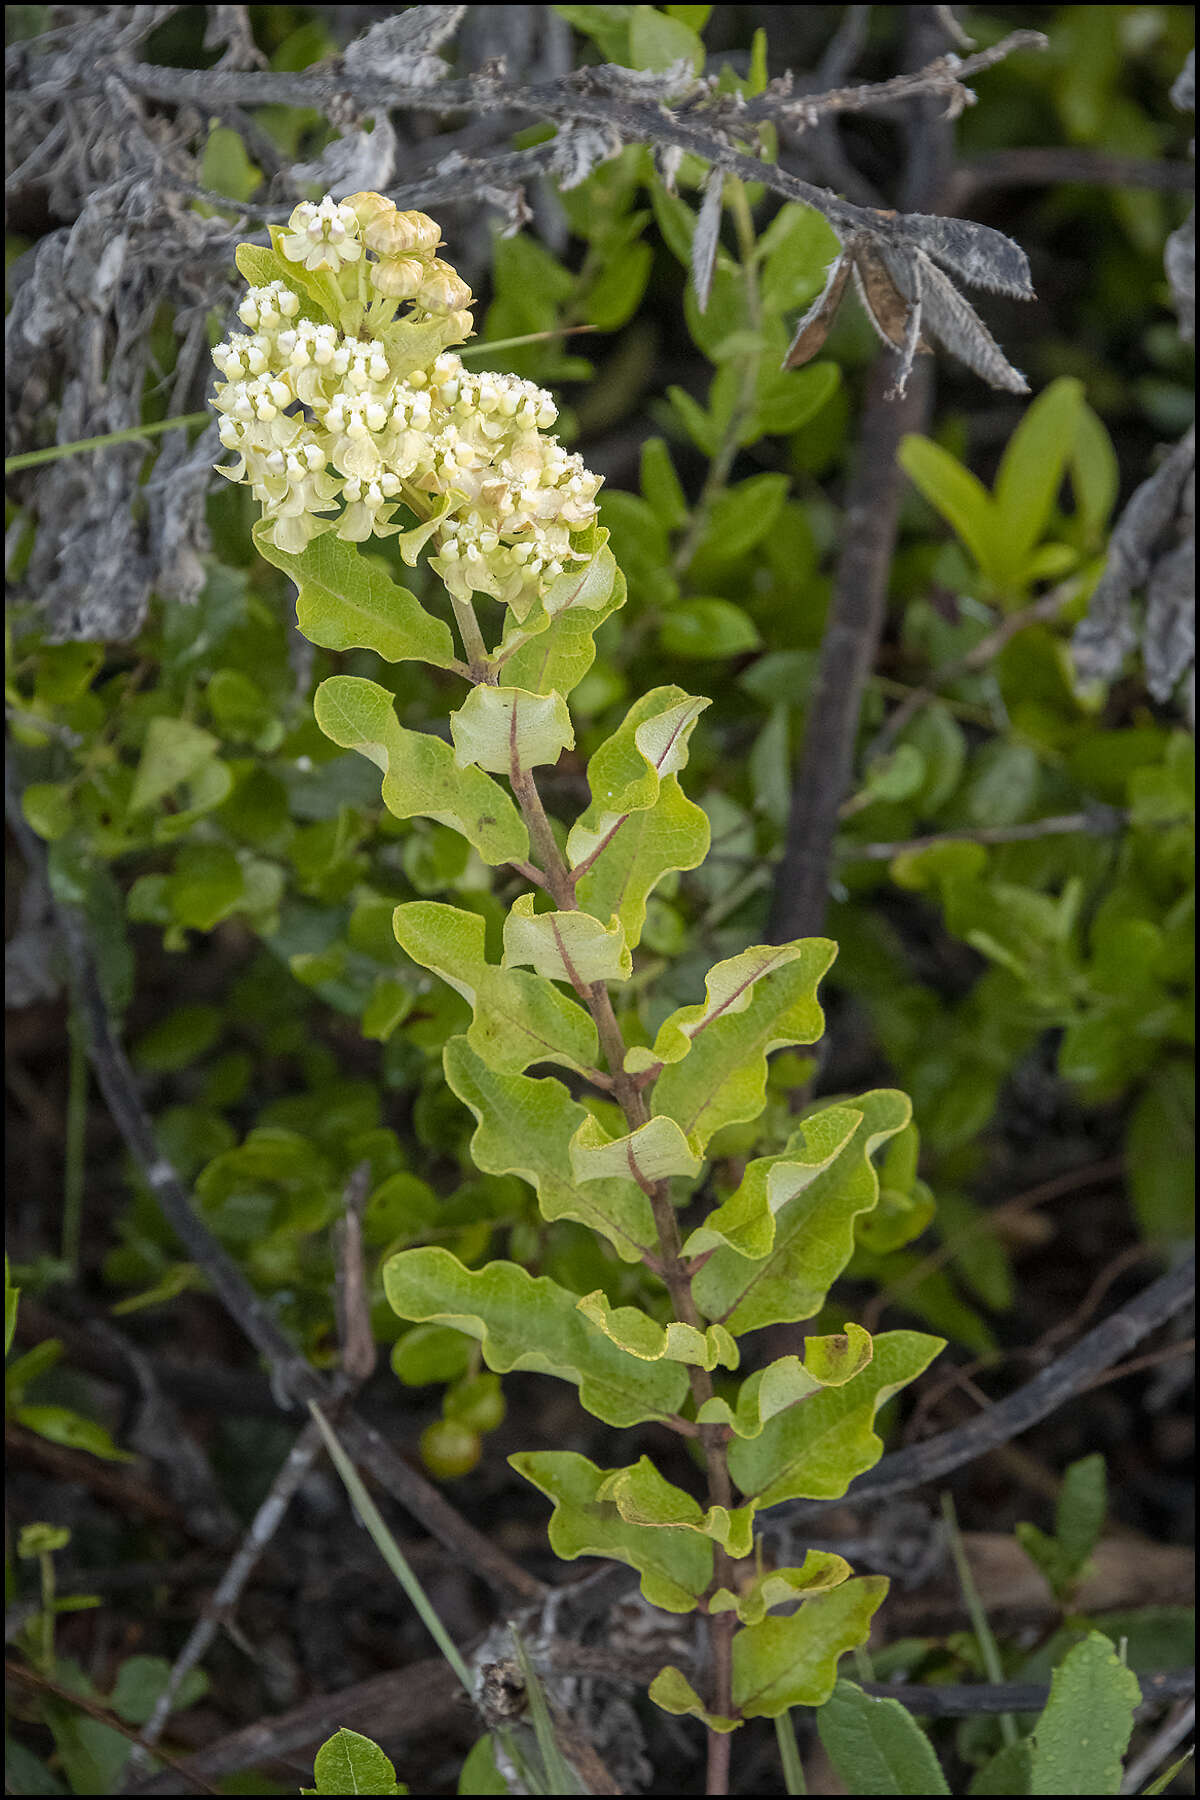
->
696, 1325, 873, 1439
576, 1290, 737, 1370
1028, 1632, 1141, 1796
255, 523, 457, 668
693, 1090, 916, 1330
650, 940, 836, 1152
817, 1678, 950, 1795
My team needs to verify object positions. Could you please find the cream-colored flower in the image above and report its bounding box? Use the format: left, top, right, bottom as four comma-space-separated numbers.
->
279, 196, 364, 273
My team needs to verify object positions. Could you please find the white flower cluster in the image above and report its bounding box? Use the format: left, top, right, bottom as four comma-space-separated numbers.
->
211, 195, 603, 610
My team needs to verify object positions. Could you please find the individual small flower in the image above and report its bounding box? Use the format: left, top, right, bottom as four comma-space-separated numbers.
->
280, 196, 364, 273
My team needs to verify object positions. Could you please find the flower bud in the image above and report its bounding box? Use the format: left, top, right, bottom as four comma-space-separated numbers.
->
369, 255, 426, 300
420, 261, 473, 312
364, 209, 441, 257
343, 191, 393, 232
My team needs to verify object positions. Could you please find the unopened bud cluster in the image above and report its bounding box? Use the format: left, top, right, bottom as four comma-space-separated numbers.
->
211, 194, 602, 608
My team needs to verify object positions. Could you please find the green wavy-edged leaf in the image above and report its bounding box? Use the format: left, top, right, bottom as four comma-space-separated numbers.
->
693, 1091, 914, 1331
570, 1114, 702, 1187
510, 1454, 712, 1612
696, 1325, 873, 1438
255, 524, 456, 668
576, 1291, 738, 1370
598, 1457, 757, 1557
442, 1037, 656, 1262
499, 563, 627, 697
567, 688, 712, 945
709, 1551, 853, 1625
683, 1102, 862, 1261
449, 685, 574, 774
393, 901, 597, 1076
732, 1575, 889, 1717
626, 941, 833, 1078
574, 686, 711, 819
502, 893, 631, 985
314, 677, 528, 866
575, 775, 711, 948
510, 1450, 712, 1611
728, 1331, 944, 1506
385, 1250, 689, 1427
651, 940, 836, 1151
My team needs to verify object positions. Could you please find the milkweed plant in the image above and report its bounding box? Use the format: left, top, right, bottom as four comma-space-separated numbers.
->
213, 191, 945, 1783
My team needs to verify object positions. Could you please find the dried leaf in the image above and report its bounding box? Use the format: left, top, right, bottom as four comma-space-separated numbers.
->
783, 248, 852, 368
692, 165, 725, 313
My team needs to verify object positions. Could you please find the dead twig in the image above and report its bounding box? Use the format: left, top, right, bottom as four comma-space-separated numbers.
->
773, 1250, 1196, 1527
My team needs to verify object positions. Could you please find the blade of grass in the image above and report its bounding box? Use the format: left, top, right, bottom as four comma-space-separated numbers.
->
509, 1623, 579, 1796
5, 413, 210, 473
308, 1403, 549, 1797
775, 1710, 808, 1794
307, 1399, 473, 1692
461, 325, 596, 358
941, 1491, 1018, 1747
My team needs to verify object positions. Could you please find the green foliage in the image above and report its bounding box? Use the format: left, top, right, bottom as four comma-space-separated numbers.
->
1015, 1453, 1107, 1604
1027, 1632, 1141, 1795
303, 1728, 407, 1795
818, 1679, 951, 1794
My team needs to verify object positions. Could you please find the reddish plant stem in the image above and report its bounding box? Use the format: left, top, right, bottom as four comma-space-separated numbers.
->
508, 759, 739, 1786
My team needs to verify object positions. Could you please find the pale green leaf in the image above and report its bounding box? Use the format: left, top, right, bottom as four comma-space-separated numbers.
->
709, 1551, 853, 1625
733, 1576, 890, 1716
693, 1090, 914, 1331
574, 774, 710, 948
384, 1248, 689, 1426
817, 1679, 950, 1795
450, 685, 574, 774
597, 1456, 756, 1555
576, 1290, 738, 1370
502, 892, 631, 985
627, 941, 835, 1077
696, 1325, 874, 1439
510, 1450, 712, 1611
570, 686, 710, 823
314, 676, 528, 866
650, 940, 836, 1151
570, 1114, 702, 1187
393, 901, 597, 1076
443, 1037, 656, 1261
499, 564, 627, 697
648, 1665, 740, 1732
1029, 1633, 1141, 1795
727, 1332, 944, 1506
683, 1103, 863, 1260
253, 521, 456, 668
